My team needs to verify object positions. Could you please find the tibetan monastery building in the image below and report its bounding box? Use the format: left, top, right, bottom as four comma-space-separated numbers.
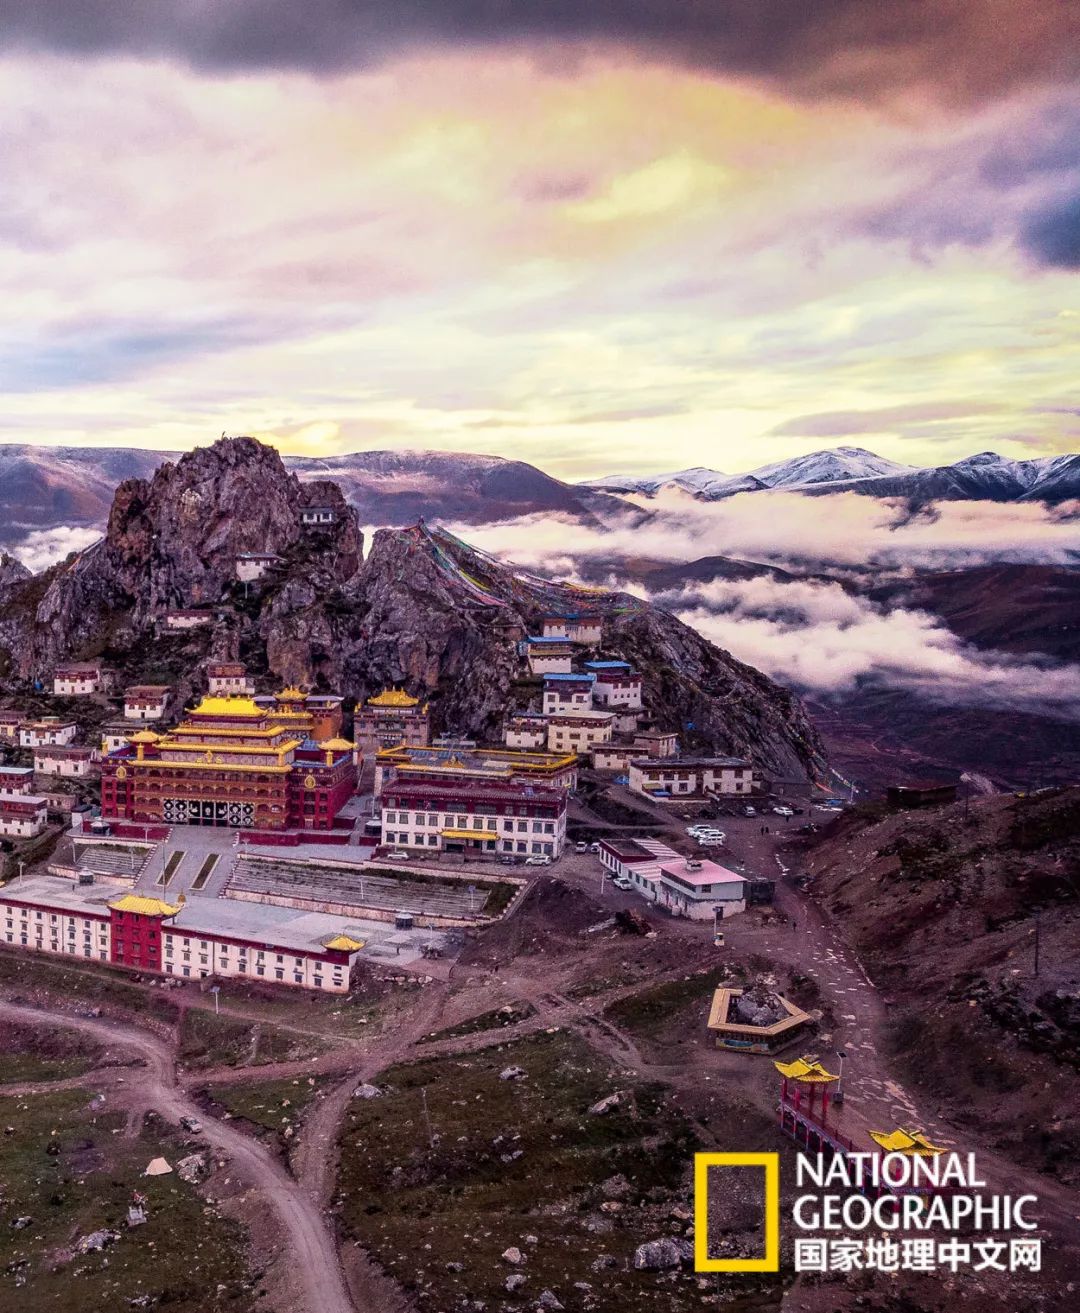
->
99, 695, 356, 830
374, 742, 578, 796
353, 688, 431, 756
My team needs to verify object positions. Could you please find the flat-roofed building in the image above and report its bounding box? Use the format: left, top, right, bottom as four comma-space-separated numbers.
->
33, 744, 97, 778
628, 756, 761, 799
632, 728, 678, 758
20, 719, 78, 749
541, 615, 603, 645
380, 777, 567, 859
101, 723, 134, 756
207, 662, 255, 696
524, 638, 574, 676
504, 714, 548, 750
586, 662, 643, 711
123, 685, 171, 722
0, 765, 34, 793
53, 662, 109, 696
0, 790, 48, 838
375, 742, 578, 796
542, 672, 596, 714
235, 552, 280, 582
599, 837, 746, 920
0, 710, 25, 741
544, 709, 614, 755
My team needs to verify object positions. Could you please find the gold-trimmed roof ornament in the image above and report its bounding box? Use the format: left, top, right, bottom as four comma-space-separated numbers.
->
323, 934, 365, 951
773, 1056, 839, 1083
869, 1129, 945, 1156
367, 688, 419, 708
189, 695, 264, 718
109, 894, 181, 917
275, 686, 307, 701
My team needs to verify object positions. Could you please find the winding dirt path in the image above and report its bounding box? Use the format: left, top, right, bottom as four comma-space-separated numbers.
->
0, 997, 356, 1313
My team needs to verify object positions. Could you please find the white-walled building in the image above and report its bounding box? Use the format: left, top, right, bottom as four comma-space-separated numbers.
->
380, 777, 567, 859
542, 673, 596, 714
541, 616, 603, 645
33, 745, 97, 778
207, 662, 255, 696
628, 756, 761, 799
163, 609, 214, 631
123, 685, 171, 722
598, 837, 746, 920
504, 715, 548, 750
20, 719, 78, 749
525, 638, 574, 676
53, 662, 108, 696
545, 709, 615, 755
0, 710, 25, 741
101, 723, 134, 756
0, 791, 48, 838
0, 765, 34, 794
585, 661, 644, 711
235, 552, 280, 582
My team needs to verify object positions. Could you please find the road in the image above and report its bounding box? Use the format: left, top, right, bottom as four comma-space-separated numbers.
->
0, 997, 355, 1313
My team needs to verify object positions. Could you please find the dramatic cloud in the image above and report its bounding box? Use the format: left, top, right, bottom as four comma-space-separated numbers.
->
15, 525, 101, 573
672, 576, 1080, 719
1, 1, 1076, 106
460, 491, 1080, 572
1020, 191, 1080, 269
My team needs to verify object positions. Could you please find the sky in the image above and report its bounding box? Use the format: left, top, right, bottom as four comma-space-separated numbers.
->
1, 2, 1079, 479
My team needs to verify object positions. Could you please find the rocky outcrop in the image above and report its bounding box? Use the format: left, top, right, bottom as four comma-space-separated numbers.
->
0, 436, 826, 779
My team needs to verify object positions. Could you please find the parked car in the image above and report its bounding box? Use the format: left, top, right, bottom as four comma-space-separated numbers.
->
179, 1116, 202, 1134
611, 875, 633, 890
524, 855, 552, 866
386, 850, 411, 860
773, 806, 794, 817
697, 838, 723, 848
587, 842, 601, 853
574, 841, 589, 853
743, 806, 757, 817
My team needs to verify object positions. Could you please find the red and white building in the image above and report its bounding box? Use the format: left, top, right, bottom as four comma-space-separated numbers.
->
541, 615, 603, 645
207, 662, 255, 696
584, 661, 644, 711
235, 552, 280, 582
0, 710, 25, 742
33, 744, 98, 778
0, 765, 34, 793
503, 714, 548, 750
0, 791, 48, 838
628, 756, 762, 799
598, 837, 746, 920
53, 662, 110, 696
123, 685, 171, 722
544, 709, 614, 754
524, 638, 574, 676
380, 776, 567, 859
542, 673, 596, 714
163, 609, 215, 631
0, 880, 365, 993
20, 719, 78, 749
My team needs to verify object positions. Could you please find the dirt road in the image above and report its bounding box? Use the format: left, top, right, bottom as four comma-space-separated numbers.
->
0, 997, 356, 1313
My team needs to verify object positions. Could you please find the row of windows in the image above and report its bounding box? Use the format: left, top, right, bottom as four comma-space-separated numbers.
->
384, 833, 554, 855
383, 811, 555, 834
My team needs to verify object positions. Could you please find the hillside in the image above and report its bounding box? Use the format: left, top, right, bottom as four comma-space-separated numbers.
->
798, 788, 1080, 1184
0, 437, 826, 781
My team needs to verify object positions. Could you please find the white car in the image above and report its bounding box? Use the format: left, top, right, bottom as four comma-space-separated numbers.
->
743, 806, 757, 817
385, 850, 411, 860
697, 837, 723, 848
524, 855, 552, 866
611, 875, 633, 890
773, 806, 794, 817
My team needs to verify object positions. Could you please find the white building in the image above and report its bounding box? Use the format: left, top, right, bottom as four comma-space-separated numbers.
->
33, 745, 97, 778
586, 661, 644, 711
207, 662, 254, 696
53, 662, 107, 696
101, 723, 134, 756
235, 552, 280, 582
541, 616, 603, 645
504, 716, 548, 750
300, 505, 337, 526
628, 756, 761, 799
545, 709, 614, 755
541, 673, 596, 714
380, 777, 567, 859
0, 791, 48, 838
1, 883, 112, 961
123, 685, 171, 722
598, 837, 746, 920
0, 710, 25, 741
19, 719, 78, 749
163, 610, 214, 631
0, 765, 34, 793
525, 638, 574, 676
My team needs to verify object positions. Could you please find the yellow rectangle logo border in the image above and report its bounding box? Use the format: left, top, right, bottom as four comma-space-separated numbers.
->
694, 1151, 779, 1272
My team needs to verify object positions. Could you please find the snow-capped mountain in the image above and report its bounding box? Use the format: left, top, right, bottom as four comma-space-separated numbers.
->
581, 445, 1080, 504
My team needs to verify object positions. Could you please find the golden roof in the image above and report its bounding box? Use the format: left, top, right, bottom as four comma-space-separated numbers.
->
109, 894, 181, 917
367, 688, 419, 708
318, 737, 355, 750
869, 1129, 945, 1156
129, 729, 162, 744
441, 828, 494, 840
773, 1056, 839, 1084
323, 934, 365, 951
275, 686, 307, 701
189, 695, 264, 718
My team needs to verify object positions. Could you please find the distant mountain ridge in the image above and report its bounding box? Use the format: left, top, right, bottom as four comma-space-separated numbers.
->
583, 445, 1080, 504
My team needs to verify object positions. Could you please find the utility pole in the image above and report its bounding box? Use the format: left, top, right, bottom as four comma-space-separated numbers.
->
421, 1087, 434, 1146
1033, 913, 1040, 978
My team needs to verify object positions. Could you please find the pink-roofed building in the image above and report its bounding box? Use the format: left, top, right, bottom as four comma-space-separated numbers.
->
598, 836, 746, 920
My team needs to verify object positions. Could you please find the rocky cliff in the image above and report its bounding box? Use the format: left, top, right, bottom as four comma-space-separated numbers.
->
0, 437, 826, 780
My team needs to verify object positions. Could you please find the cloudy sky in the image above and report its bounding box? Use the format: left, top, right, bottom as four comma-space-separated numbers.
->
2, 2, 1079, 478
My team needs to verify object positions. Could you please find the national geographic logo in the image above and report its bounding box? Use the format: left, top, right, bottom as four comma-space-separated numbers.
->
694, 1153, 780, 1273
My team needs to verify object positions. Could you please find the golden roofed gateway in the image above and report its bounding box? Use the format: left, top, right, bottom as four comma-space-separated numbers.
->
367, 688, 419, 708
109, 894, 181, 917
869, 1128, 945, 1156
773, 1056, 839, 1083
323, 934, 365, 952
318, 737, 355, 751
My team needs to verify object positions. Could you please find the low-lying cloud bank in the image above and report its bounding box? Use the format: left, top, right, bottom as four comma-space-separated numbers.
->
457, 492, 1080, 720
666, 575, 1080, 720
462, 488, 1080, 573
14, 525, 101, 574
